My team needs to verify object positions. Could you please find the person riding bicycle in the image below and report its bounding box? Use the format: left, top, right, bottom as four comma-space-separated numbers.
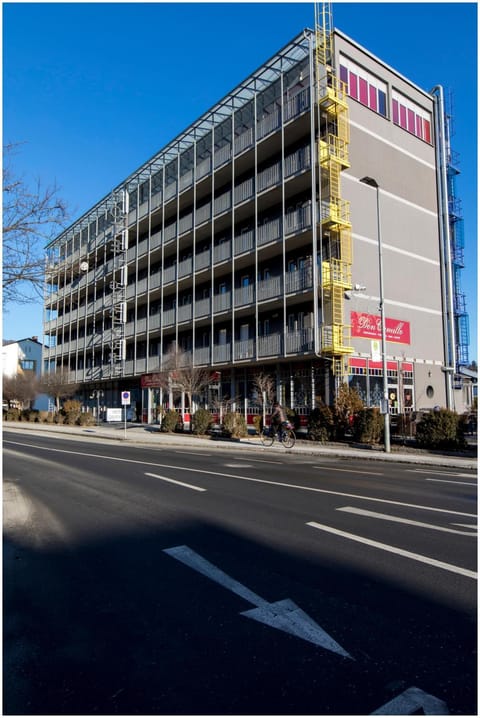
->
271, 401, 287, 438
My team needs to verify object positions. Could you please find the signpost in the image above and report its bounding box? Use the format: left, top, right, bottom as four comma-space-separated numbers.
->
121, 391, 130, 439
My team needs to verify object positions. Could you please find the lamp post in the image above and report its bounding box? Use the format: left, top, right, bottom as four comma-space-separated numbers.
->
360, 176, 391, 453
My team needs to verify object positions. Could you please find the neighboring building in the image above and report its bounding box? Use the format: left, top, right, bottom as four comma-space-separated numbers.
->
2, 337, 50, 411
43, 17, 471, 424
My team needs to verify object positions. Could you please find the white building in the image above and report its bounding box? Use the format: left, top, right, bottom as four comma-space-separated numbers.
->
2, 337, 50, 411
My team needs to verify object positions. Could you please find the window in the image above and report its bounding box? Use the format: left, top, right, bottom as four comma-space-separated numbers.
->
392, 89, 432, 143
20, 359, 36, 372
340, 57, 387, 118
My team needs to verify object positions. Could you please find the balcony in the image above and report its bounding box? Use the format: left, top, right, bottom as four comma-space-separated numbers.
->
257, 276, 282, 302
234, 284, 254, 308
234, 339, 255, 361
285, 328, 314, 354
258, 333, 282, 357
213, 343, 231, 363
257, 217, 282, 247
213, 291, 232, 313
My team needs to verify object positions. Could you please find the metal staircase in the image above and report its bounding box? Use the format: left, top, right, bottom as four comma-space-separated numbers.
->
315, 3, 353, 380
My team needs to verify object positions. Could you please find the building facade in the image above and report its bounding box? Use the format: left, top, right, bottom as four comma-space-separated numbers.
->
2, 337, 50, 411
43, 23, 470, 423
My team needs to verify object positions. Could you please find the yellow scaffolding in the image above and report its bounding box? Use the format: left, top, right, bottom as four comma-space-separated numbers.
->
316, 2, 353, 377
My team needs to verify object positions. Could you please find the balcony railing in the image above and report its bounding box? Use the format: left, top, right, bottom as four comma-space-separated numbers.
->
195, 297, 211, 318
213, 241, 231, 264
259, 275, 283, 302
234, 339, 255, 360
285, 328, 314, 353
213, 291, 231, 313
213, 343, 231, 363
257, 217, 282, 247
234, 230, 254, 255
234, 284, 254, 307
258, 333, 282, 357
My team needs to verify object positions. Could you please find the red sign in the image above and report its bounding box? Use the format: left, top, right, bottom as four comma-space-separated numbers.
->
141, 373, 163, 388
351, 312, 411, 344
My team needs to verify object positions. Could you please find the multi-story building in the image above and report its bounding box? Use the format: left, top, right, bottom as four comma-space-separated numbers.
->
43, 15, 470, 424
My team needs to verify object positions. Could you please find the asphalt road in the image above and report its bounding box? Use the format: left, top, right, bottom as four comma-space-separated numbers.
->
3, 430, 477, 715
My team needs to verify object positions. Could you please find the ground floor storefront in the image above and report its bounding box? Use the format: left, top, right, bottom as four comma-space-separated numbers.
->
78, 356, 449, 428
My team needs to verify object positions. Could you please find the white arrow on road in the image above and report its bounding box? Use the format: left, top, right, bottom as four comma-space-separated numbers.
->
371, 686, 449, 714
163, 545, 352, 658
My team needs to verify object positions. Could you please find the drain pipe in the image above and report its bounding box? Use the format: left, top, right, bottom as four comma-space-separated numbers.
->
431, 84, 456, 409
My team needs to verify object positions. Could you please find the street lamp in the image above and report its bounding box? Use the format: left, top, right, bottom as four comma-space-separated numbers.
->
359, 176, 391, 453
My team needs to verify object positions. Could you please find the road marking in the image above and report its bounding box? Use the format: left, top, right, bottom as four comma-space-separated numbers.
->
144, 473, 206, 492
224, 463, 254, 468
337, 506, 477, 536
307, 521, 477, 579
426, 478, 476, 486
407, 468, 476, 479
371, 685, 449, 715
163, 545, 352, 658
314, 465, 384, 476
4, 440, 475, 518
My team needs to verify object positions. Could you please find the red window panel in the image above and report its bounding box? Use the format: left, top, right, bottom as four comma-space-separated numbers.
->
407, 109, 415, 133
424, 119, 431, 143
399, 104, 407, 129
416, 115, 423, 138
349, 357, 367, 368
349, 72, 358, 99
340, 65, 348, 88
392, 99, 399, 124
359, 77, 368, 105
369, 84, 377, 111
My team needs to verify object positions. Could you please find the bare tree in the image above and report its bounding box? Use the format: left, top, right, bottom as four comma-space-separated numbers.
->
252, 371, 275, 425
3, 142, 69, 305
2, 372, 39, 409
39, 370, 79, 412
155, 345, 212, 413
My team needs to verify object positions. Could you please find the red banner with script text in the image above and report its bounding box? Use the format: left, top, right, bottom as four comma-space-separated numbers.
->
351, 311, 411, 344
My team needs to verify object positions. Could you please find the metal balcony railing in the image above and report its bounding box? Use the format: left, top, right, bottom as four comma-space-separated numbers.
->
257, 217, 282, 246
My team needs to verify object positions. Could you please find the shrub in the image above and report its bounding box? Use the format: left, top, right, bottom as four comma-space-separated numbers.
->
191, 408, 213, 435
353, 408, 383, 444
4, 408, 20, 421
416, 409, 466, 450
161, 409, 181, 433
252, 414, 262, 435
54, 413, 66, 425
307, 405, 334, 442
20, 409, 40, 422
63, 399, 81, 414
77, 412, 96, 426
334, 384, 364, 439
222, 412, 247, 438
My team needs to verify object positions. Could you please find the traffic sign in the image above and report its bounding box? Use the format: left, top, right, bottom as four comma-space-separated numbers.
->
121, 391, 131, 406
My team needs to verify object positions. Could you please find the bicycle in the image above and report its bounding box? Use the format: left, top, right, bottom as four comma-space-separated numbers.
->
260, 421, 296, 448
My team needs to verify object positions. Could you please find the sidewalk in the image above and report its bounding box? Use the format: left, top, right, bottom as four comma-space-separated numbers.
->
3, 420, 477, 470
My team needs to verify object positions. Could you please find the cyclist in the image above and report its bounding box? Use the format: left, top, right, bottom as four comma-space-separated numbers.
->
271, 401, 287, 439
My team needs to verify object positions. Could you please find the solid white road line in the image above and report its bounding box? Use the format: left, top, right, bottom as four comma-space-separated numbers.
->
144, 473, 206, 492
337, 506, 477, 536
307, 521, 477, 579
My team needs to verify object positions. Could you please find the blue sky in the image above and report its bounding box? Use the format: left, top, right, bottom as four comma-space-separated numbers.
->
3, 2, 477, 362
